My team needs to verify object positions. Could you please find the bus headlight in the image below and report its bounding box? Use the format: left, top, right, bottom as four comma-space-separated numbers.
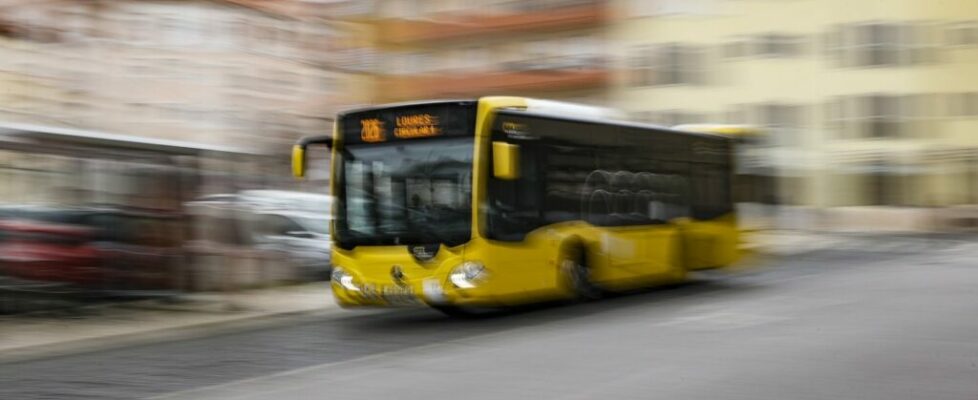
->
449, 261, 488, 289
332, 267, 360, 292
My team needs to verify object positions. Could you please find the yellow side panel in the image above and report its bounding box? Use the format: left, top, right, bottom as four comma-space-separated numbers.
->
461, 236, 563, 304
680, 214, 741, 270
592, 225, 685, 289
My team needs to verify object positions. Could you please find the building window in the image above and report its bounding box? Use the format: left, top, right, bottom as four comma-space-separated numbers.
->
827, 100, 843, 139
965, 93, 978, 117
866, 161, 904, 206
946, 21, 978, 47
864, 95, 902, 138
756, 33, 804, 58
650, 43, 705, 86
950, 92, 978, 118
823, 24, 843, 62
897, 23, 939, 65
833, 94, 907, 139
828, 21, 942, 67
862, 23, 901, 66
726, 33, 805, 59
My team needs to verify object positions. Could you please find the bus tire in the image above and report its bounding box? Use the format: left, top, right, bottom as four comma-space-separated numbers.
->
562, 246, 601, 301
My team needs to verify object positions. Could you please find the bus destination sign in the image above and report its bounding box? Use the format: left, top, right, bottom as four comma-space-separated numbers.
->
341, 102, 476, 145
394, 114, 440, 139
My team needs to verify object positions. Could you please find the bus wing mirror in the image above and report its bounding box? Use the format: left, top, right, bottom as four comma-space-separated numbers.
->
492, 141, 520, 180
292, 145, 307, 178
292, 135, 333, 179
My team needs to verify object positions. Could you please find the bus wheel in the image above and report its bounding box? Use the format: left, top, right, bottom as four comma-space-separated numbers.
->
562, 247, 601, 301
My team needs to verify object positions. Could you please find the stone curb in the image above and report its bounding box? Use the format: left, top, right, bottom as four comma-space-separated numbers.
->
0, 304, 340, 364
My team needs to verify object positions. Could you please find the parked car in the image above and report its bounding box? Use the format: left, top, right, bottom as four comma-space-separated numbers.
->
247, 211, 332, 280
0, 218, 102, 287
185, 191, 334, 282
237, 190, 332, 214
73, 207, 183, 294
0, 205, 182, 294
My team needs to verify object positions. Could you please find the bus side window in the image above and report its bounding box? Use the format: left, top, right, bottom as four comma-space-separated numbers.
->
542, 145, 596, 225
692, 164, 732, 220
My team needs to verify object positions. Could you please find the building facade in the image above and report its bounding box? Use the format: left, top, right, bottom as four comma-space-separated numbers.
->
0, 0, 365, 153
613, 0, 978, 218
361, 0, 613, 104
0, 0, 376, 203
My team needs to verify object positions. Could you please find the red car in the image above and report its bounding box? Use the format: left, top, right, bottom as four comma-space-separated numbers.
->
0, 219, 103, 287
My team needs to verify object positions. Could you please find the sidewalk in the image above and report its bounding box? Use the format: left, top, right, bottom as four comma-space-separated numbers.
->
745, 230, 838, 256
0, 282, 336, 363
746, 229, 976, 257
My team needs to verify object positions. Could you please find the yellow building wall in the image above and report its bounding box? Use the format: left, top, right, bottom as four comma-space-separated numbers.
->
612, 0, 978, 208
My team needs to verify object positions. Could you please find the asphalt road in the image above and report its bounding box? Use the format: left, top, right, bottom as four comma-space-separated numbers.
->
2, 239, 977, 400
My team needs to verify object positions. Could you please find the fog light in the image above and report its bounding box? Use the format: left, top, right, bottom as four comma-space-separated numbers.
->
449, 261, 487, 289
332, 267, 360, 292
423, 278, 446, 304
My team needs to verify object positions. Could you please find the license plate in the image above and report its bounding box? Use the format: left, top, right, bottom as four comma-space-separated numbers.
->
381, 285, 419, 305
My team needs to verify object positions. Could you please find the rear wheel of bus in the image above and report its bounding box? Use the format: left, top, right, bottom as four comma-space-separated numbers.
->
562, 246, 601, 301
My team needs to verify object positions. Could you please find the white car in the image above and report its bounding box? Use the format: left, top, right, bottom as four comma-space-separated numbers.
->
237, 190, 332, 214
249, 211, 332, 280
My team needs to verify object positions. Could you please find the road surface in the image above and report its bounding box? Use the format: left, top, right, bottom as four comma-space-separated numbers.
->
2, 237, 977, 400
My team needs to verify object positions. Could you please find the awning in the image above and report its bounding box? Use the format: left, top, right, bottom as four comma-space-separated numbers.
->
0, 122, 257, 157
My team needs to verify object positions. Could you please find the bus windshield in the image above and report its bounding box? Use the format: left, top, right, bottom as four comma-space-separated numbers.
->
336, 137, 473, 249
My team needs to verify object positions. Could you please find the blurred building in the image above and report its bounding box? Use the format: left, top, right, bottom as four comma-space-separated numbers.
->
361, 0, 612, 104
0, 0, 375, 202
614, 0, 978, 228
0, 1, 377, 297
0, 0, 366, 154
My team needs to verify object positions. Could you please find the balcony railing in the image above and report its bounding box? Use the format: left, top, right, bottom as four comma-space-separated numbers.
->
375, 1, 609, 45
377, 56, 609, 101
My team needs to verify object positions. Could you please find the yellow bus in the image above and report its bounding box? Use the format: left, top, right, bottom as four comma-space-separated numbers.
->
292, 97, 741, 313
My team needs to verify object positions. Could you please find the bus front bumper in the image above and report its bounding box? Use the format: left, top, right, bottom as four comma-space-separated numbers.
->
330, 269, 498, 309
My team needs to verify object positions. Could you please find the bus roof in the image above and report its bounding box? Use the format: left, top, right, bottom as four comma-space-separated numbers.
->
506, 109, 734, 141
523, 99, 625, 120
335, 98, 729, 141
339, 98, 624, 120
671, 124, 762, 137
